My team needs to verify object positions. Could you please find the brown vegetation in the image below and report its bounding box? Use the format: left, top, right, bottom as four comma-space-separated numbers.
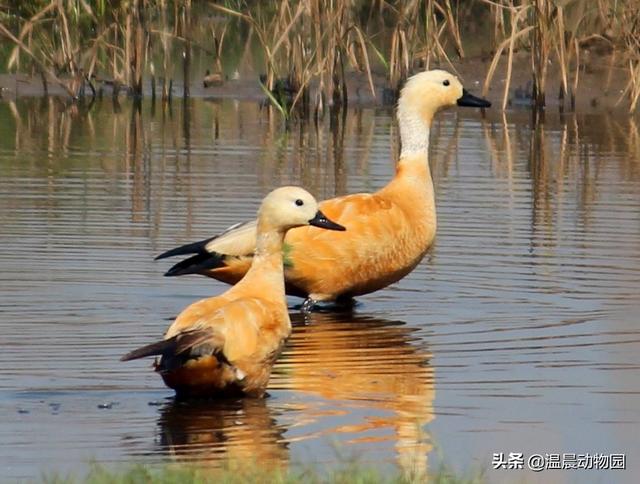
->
0, 1, 639, 113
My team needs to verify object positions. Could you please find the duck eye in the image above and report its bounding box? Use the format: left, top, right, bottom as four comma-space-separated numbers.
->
443, 80, 450, 86
295, 199, 304, 206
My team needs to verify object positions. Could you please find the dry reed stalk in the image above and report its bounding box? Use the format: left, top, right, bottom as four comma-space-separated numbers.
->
555, 4, 568, 104
550, 1, 592, 110
4, 0, 640, 113
182, 0, 192, 99
2, 1, 83, 97
3, 1, 154, 100
491, 2, 506, 45
571, 37, 580, 103
481, 1, 532, 104
530, 0, 553, 108
211, 3, 295, 88
605, 0, 640, 112
6, 2, 57, 70
305, 0, 353, 115
423, 0, 437, 69
56, 0, 77, 78
441, 0, 465, 59
417, 0, 459, 72
486, 0, 574, 110
214, 0, 375, 119
112, 22, 120, 88
386, 0, 423, 89
0, 22, 75, 97
124, 6, 132, 87
210, 21, 228, 76
503, 4, 531, 109
130, 0, 147, 98
350, 26, 375, 97
159, 0, 171, 102
627, 117, 640, 159
389, 25, 408, 90
620, 2, 640, 112
625, 60, 640, 112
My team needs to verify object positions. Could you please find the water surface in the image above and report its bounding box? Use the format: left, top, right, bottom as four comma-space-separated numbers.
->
0, 98, 639, 482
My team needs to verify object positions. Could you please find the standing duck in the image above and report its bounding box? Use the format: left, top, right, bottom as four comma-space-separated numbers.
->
121, 187, 345, 398
156, 70, 490, 311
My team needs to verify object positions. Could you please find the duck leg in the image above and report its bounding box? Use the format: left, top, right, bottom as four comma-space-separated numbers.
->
300, 297, 317, 315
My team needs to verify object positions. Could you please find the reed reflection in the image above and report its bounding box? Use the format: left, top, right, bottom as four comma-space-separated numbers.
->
273, 312, 434, 480
474, 110, 640, 233
7, 99, 640, 266
156, 397, 288, 469
126, 104, 150, 222
253, 105, 377, 201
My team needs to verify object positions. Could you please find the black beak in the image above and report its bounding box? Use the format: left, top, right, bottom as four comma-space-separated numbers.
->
457, 89, 491, 108
308, 210, 346, 231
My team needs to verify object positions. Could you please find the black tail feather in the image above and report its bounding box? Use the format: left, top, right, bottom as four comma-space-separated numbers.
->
120, 338, 177, 361
121, 329, 214, 362
155, 236, 217, 260
164, 252, 226, 277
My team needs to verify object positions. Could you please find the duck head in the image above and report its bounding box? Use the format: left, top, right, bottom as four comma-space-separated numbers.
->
397, 70, 490, 156
258, 186, 345, 233
398, 70, 490, 119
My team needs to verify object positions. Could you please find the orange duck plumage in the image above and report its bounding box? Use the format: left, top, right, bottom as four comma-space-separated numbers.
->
156, 70, 490, 310
121, 187, 344, 398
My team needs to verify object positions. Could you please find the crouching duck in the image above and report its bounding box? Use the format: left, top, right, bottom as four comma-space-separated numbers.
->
121, 187, 345, 398
156, 70, 490, 311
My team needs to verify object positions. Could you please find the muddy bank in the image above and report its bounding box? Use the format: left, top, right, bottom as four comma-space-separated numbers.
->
0, 52, 632, 114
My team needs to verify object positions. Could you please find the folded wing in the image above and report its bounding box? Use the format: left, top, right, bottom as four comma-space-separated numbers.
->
158, 220, 258, 277
121, 298, 269, 368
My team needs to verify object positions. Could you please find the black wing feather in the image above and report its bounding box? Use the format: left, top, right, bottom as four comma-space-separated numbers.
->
155, 236, 217, 260
164, 252, 226, 277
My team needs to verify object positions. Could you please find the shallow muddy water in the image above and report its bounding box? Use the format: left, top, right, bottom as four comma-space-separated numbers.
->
1, 98, 639, 483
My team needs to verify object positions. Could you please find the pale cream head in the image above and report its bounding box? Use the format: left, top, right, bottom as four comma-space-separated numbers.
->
397, 70, 464, 123
257, 186, 344, 233
396, 69, 489, 157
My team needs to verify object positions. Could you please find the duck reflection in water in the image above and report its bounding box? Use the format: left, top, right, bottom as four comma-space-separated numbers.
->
273, 311, 434, 480
154, 312, 433, 480
156, 397, 288, 470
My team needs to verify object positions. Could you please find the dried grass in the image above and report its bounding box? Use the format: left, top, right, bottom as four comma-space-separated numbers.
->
1, 0, 640, 112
